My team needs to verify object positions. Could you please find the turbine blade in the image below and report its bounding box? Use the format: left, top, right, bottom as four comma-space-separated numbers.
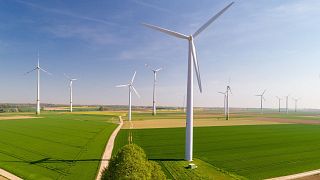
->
145, 64, 152, 70
262, 89, 266, 96
131, 71, 136, 84
37, 50, 40, 67
142, 23, 189, 39
116, 84, 129, 88
64, 73, 71, 80
155, 68, 162, 72
40, 68, 52, 75
191, 40, 202, 93
193, 2, 234, 37
131, 86, 140, 98
24, 68, 37, 75
218, 91, 225, 94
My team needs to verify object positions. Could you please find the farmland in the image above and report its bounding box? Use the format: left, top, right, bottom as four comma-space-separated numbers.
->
1, 110, 320, 179
114, 113, 320, 179
0, 112, 117, 179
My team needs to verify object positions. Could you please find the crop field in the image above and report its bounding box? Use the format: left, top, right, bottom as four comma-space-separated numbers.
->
114, 123, 320, 179
0, 112, 117, 180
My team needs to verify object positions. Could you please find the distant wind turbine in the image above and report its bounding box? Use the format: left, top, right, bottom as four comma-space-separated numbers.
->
225, 86, 231, 120
116, 71, 140, 121
218, 85, 231, 120
276, 96, 282, 112
25, 51, 51, 115
183, 95, 186, 113
285, 95, 290, 114
64, 74, 77, 112
143, 2, 234, 161
145, 64, 162, 115
218, 91, 227, 116
292, 97, 300, 112
255, 90, 266, 114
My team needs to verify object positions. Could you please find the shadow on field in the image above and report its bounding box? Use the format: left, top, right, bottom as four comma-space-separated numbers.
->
149, 158, 184, 161
2, 158, 110, 164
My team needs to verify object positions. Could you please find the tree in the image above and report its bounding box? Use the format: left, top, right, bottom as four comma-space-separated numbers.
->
102, 144, 165, 180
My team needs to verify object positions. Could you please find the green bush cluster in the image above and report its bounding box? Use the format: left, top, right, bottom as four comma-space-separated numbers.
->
102, 144, 166, 180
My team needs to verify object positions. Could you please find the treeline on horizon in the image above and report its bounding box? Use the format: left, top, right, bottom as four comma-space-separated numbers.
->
0, 103, 319, 113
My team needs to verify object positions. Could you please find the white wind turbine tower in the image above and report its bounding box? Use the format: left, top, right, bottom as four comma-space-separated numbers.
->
276, 96, 282, 112
143, 2, 234, 161
218, 91, 227, 116
64, 74, 77, 112
116, 71, 140, 121
145, 64, 162, 115
25, 51, 51, 115
225, 85, 231, 120
218, 85, 231, 120
285, 95, 289, 114
292, 97, 300, 112
183, 95, 186, 113
255, 90, 266, 114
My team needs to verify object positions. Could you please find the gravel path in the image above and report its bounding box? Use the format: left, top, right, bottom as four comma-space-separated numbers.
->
95, 116, 123, 180
266, 169, 320, 180
0, 169, 22, 180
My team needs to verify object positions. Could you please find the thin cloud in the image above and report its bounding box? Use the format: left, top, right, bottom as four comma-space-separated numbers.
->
44, 23, 124, 45
131, 0, 172, 14
11, 0, 116, 26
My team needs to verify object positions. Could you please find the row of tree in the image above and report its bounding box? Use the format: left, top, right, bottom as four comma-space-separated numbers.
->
102, 144, 166, 180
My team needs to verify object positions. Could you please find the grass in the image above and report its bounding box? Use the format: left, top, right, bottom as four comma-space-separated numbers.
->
114, 124, 320, 180
0, 112, 118, 180
158, 158, 241, 180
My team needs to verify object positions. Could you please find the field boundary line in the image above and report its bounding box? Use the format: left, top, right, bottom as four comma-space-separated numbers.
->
266, 169, 320, 180
0, 168, 23, 180
95, 116, 123, 180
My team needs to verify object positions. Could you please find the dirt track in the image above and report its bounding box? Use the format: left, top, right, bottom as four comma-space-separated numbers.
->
122, 118, 289, 129
296, 174, 320, 180
0, 116, 39, 121
256, 117, 320, 125
0, 176, 8, 180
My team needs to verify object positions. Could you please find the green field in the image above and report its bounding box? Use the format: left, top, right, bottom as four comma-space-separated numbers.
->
114, 124, 320, 179
0, 113, 117, 179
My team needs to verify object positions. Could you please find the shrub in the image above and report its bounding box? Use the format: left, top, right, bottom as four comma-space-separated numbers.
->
102, 144, 165, 180
148, 161, 166, 180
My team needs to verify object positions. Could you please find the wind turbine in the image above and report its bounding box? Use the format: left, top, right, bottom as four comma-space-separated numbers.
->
219, 85, 231, 120
276, 96, 282, 112
116, 71, 140, 121
183, 95, 186, 113
255, 90, 266, 114
145, 64, 162, 115
218, 91, 226, 116
142, 2, 234, 161
64, 74, 77, 112
25, 51, 51, 115
285, 95, 289, 114
225, 86, 232, 120
292, 97, 300, 112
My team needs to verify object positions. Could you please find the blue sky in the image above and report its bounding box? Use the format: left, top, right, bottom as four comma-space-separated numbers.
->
1, 0, 320, 109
